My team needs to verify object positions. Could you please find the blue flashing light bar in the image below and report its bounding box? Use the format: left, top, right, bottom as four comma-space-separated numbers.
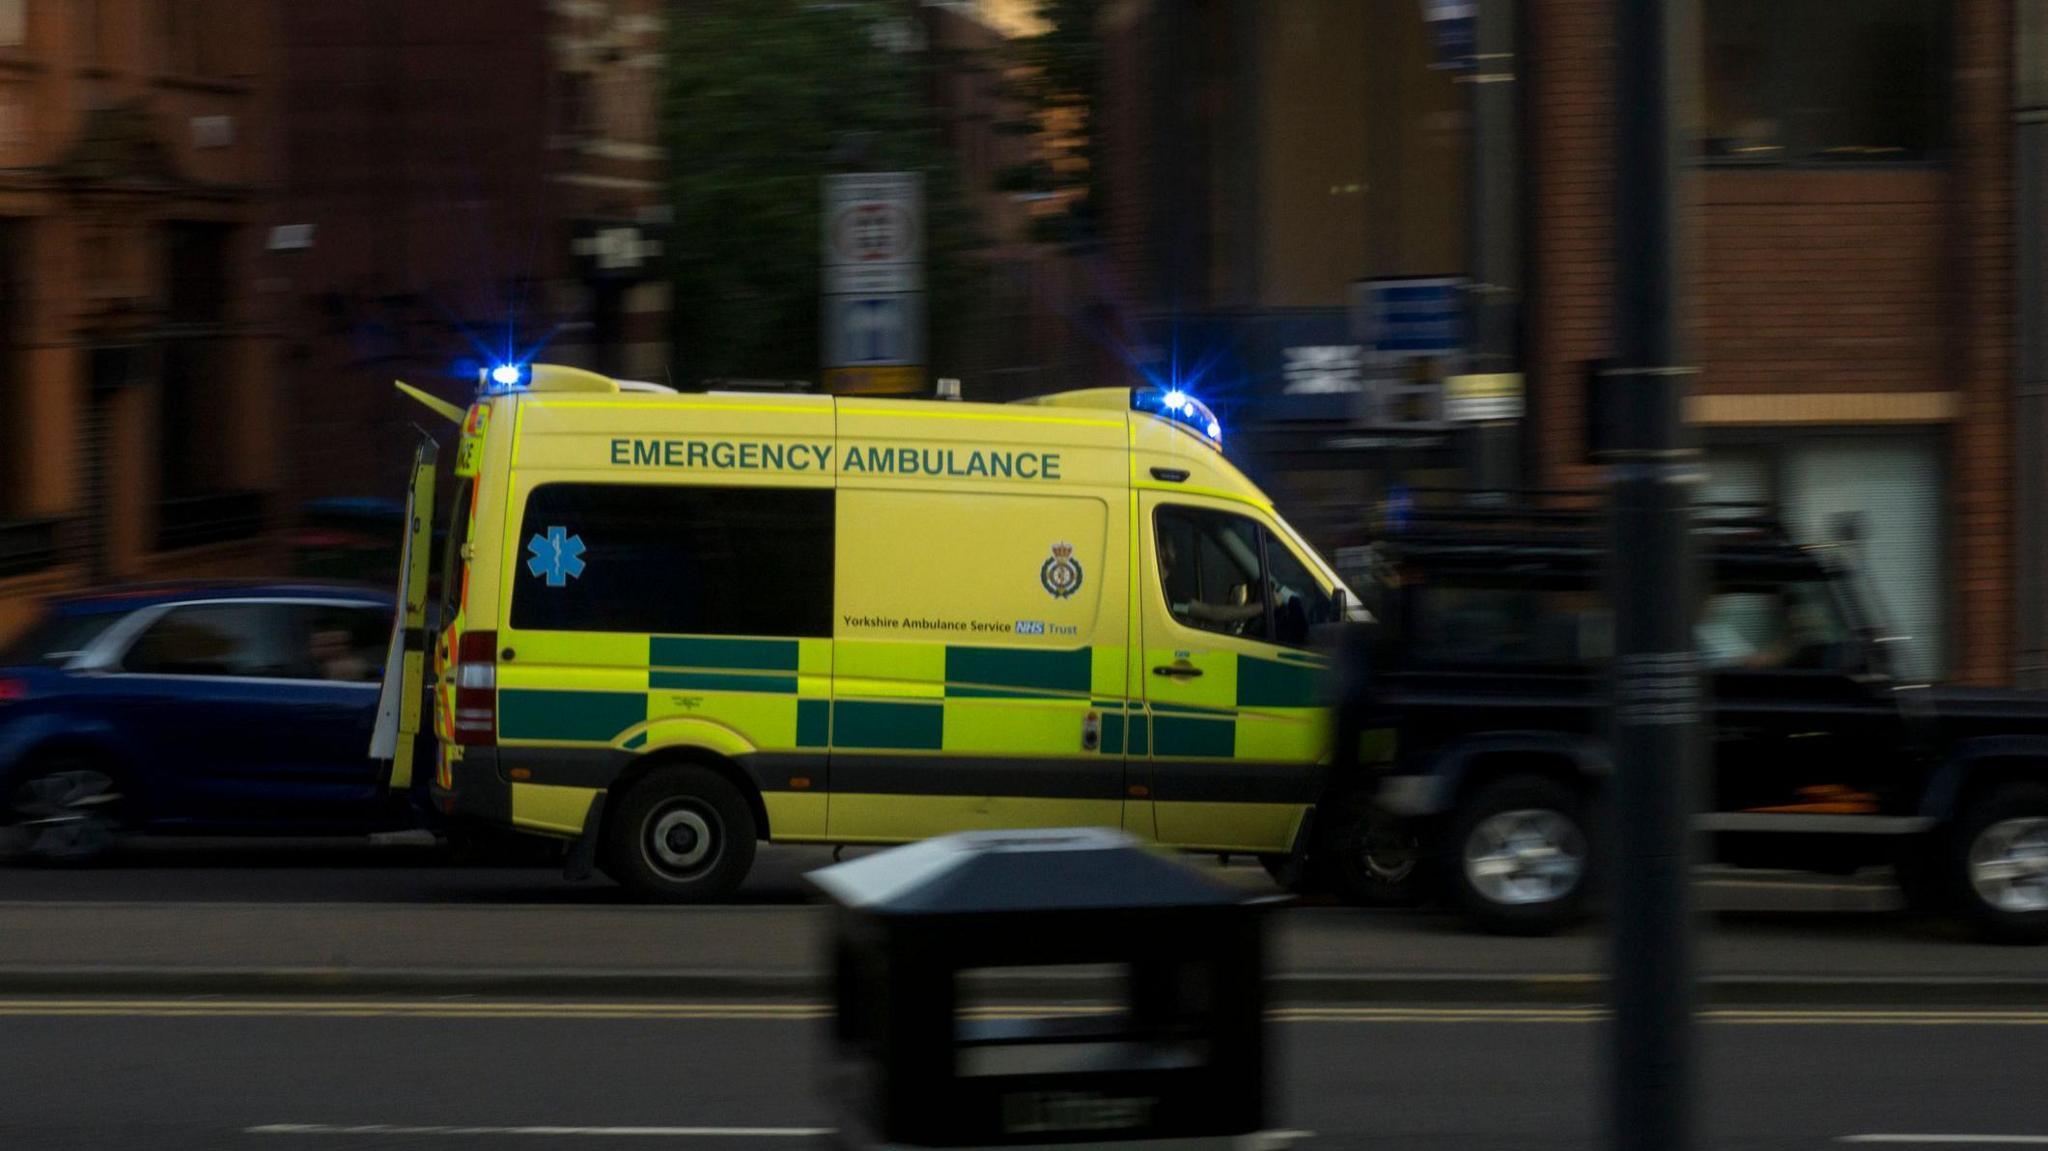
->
489, 364, 524, 387
1132, 386, 1223, 449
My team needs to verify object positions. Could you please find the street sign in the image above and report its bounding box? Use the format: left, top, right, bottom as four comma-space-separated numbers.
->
827, 292, 923, 366
1421, 0, 1477, 70
1351, 276, 1464, 357
1443, 372, 1526, 421
571, 219, 666, 281
823, 173, 925, 388
1280, 345, 1368, 395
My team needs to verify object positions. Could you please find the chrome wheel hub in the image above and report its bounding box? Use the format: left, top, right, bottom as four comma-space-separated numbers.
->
1968, 817, 2048, 914
1464, 808, 1585, 906
645, 803, 719, 877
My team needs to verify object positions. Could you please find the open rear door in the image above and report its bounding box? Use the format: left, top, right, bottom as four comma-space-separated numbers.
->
370, 435, 440, 787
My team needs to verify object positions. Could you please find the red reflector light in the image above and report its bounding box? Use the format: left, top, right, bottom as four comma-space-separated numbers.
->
452, 630, 498, 746
0, 678, 26, 703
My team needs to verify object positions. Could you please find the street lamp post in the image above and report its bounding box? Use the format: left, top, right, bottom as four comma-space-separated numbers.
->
1598, 2, 1700, 1151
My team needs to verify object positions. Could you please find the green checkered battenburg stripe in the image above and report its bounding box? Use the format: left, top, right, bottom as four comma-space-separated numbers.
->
493, 640, 1326, 748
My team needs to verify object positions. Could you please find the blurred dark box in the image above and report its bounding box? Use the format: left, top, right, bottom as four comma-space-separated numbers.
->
810, 829, 1277, 1150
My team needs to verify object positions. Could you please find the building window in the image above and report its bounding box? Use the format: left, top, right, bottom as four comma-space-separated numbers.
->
510, 484, 835, 637
160, 0, 219, 76
78, 0, 100, 65
1702, 0, 1947, 163
0, 0, 25, 50
0, 218, 24, 518
556, 71, 596, 138
1703, 437, 1947, 680
159, 222, 233, 507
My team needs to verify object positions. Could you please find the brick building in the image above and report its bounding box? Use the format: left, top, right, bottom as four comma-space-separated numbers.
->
1100, 0, 2023, 684
275, 0, 669, 513
920, 0, 1094, 401
0, 0, 281, 641
273, 0, 552, 512
542, 0, 669, 383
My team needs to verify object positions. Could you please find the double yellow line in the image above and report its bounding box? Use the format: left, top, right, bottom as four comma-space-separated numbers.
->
5, 999, 2048, 1026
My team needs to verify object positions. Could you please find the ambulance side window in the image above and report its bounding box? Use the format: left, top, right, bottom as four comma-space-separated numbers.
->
1154, 507, 1335, 649
437, 478, 473, 629
1154, 507, 1268, 643
510, 483, 833, 638
1264, 537, 1338, 647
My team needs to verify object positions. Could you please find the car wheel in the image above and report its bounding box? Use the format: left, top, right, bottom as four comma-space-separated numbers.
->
1448, 776, 1591, 936
1318, 790, 1423, 906
3, 760, 125, 864
600, 765, 756, 903
1946, 783, 2048, 944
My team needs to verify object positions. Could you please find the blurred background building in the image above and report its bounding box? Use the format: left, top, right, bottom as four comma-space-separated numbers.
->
275, 0, 669, 519
0, 0, 280, 640
1, 0, 2043, 687
1098, 0, 2019, 686
2018, 0, 2047, 687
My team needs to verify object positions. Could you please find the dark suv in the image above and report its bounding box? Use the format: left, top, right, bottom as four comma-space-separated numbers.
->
1318, 494, 2048, 942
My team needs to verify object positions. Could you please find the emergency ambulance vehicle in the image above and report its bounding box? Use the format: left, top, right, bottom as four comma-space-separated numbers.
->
375, 364, 1363, 901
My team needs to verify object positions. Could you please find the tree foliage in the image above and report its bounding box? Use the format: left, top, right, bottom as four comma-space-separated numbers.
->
1004, 0, 1102, 248
664, 0, 985, 384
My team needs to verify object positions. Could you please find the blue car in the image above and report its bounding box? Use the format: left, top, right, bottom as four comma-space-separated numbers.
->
0, 582, 425, 860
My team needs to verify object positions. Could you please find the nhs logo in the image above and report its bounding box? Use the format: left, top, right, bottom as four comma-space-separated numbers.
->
1014, 620, 1047, 636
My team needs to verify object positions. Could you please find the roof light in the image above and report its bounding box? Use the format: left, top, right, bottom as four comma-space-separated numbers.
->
489, 364, 523, 387
1131, 386, 1223, 449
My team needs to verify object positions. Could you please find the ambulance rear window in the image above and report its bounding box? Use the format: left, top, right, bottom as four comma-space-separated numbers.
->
510, 483, 833, 638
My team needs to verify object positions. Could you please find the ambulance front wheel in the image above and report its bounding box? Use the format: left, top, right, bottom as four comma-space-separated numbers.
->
601, 765, 757, 903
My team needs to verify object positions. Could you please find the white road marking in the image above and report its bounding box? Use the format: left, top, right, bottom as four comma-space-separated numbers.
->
249, 1124, 831, 1138
249, 1124, 1317, 1143
10, 999, 2048, 1026
1851, 1130, 2048, 1138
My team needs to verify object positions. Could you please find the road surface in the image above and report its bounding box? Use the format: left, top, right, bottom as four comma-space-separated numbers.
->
2, 994, 2045, 1150
5, 840, 2040, 992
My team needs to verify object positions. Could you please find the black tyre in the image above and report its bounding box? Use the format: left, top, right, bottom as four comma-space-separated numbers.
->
600, 765, 757, 903
1317, 790, 1423, 906
1945, 783, 2048, 944
2, 757, 126, 864
1259, 852, 1321, 894
1447, 775, 1591, 936
1894, 837, 1946, 916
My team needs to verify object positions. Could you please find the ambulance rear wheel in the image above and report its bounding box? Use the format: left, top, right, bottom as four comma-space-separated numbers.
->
603, 766, 756, 903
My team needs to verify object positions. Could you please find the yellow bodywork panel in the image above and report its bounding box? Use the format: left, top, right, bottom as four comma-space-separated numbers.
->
824, 794, 1124, 844
510, 782, 598, 836
1150, 802, 1307, 854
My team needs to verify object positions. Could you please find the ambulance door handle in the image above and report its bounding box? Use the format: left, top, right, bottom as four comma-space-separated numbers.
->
1152, 664, 1203, 679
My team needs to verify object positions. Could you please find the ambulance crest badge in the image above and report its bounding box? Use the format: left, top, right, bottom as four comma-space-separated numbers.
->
1040, 542, 1083, 599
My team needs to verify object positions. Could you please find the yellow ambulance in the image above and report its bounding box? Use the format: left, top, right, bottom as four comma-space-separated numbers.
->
378, 363, 1363, 901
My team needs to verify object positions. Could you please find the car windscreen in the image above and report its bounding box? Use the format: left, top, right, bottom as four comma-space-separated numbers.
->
0, 609, 124, 667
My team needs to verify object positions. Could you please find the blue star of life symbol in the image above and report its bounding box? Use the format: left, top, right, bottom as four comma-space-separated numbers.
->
526, 526, 586, 587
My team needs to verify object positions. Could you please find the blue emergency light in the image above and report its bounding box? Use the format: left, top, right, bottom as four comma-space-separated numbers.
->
1132, 386, 1223, 448
489, 363, 524, 387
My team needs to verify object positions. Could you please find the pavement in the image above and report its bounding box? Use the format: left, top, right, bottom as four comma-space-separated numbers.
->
1, 840, 2043, 1004
7, 995, 2048, 1150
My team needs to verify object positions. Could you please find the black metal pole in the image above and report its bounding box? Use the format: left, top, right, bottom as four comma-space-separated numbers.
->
1600, 2, 1699, 1151
1464, 0, 1523, 492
